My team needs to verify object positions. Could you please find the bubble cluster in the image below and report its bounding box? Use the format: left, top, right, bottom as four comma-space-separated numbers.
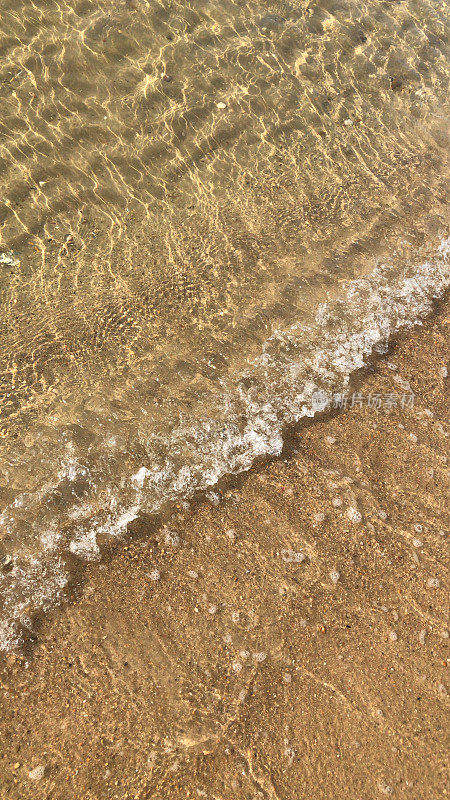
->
281, 549, 305, 564
253, 652, 267, 663
347, 507, 362, 524
164, 529, 180, 548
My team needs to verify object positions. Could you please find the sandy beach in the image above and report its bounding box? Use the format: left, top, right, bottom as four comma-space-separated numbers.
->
1, 299, 448, 799
0, 1, 449, 797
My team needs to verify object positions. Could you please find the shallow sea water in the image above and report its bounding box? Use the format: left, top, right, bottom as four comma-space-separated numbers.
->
0, 0, 448, 648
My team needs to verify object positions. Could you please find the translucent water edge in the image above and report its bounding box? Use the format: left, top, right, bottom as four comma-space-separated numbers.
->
1, 238, 448, 651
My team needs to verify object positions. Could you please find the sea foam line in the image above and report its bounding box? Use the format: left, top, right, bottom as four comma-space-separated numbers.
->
0, 238, 448, 650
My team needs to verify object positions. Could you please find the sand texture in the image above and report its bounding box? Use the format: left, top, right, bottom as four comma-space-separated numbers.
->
0, 302, 448, 800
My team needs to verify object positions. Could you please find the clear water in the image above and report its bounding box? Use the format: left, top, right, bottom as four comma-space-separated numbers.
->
0, 0, 448, 648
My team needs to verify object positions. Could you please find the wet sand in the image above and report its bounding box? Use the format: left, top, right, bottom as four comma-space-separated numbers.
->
0, 300, 448, 799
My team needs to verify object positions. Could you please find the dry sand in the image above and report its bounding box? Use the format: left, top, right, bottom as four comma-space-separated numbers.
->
0, 302, 448, 799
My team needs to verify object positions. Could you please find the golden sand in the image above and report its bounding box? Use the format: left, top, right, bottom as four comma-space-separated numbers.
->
1, 302, 448, 799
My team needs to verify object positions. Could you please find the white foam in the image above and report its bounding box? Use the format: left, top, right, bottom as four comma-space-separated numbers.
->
69, 530, 100, 561
0, 238, 448, 650
131, 466, 150, 487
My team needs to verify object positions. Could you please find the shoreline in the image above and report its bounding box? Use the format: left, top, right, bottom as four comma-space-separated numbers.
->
0, 300, 448, 798
2, 255, 449, 656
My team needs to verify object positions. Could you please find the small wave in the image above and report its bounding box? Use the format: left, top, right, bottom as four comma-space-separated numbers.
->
0, 238, 448, 650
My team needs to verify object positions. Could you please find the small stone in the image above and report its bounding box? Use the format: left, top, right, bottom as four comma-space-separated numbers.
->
1, 554, 13, 572
313, 512, 325, 523
330, 570, 340, 584
419, 629, 427, 645
332, 497, 342, 508
149, 570, 160, 581
389, 631, 398, 642
208, 604, 217, 615
216, 101, 227, 109
325, 436, 336, 445
440, 365, 448, 378
232, 661, 242, 673
28, 765, 45, 781
412, 538, 423, 548
188, 570, 198, 579
427, 577, 440, 589
390, 75, 404, 91
343, 118, 353, 126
